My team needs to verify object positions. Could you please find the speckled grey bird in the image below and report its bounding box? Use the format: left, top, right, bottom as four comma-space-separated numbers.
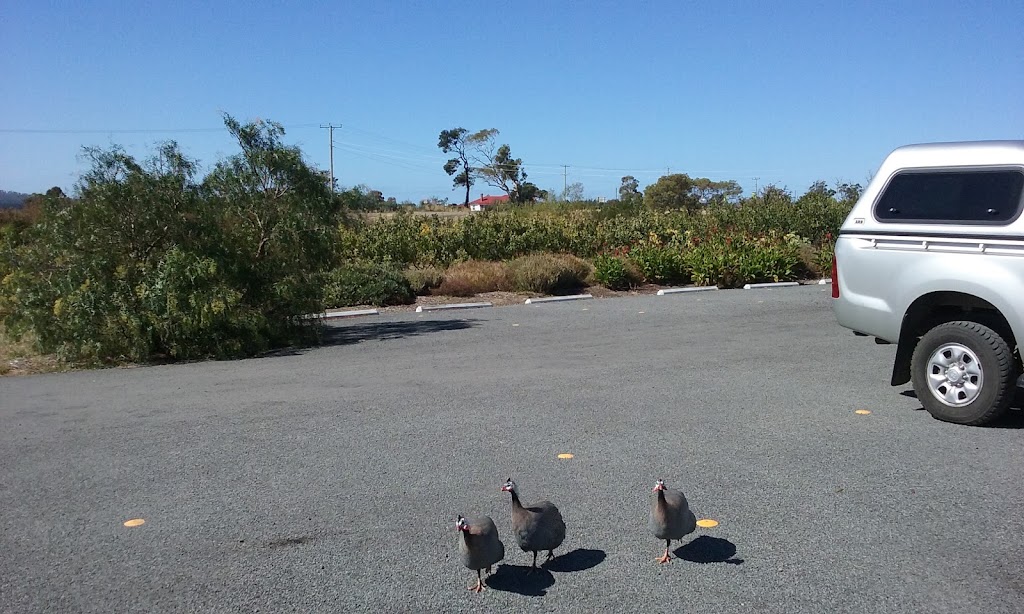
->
456, 515, 505, 592
501, 478, 566, 571
649, 478, 697, 564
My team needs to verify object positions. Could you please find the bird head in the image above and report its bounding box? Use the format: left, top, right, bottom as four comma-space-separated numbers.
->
456, 515, 469, 532
653, 479, 666, 493
501, 478, 516, 493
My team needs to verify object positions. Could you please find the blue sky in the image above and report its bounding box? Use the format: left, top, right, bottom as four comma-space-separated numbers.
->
2, 0, 1022, 201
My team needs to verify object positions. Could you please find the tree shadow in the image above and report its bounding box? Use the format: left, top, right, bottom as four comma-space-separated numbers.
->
674, 536, 744, 565
544, 548, 606, 573
320, 318, 479, 346
256, 318, 480, 357
485, 564, 555, 597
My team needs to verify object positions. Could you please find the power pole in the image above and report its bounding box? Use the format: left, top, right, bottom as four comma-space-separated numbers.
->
320, 123, 341, 191
562, 165, 569, 199
753, 177, 760, 195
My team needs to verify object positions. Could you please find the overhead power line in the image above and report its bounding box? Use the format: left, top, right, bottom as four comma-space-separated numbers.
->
0, 123, 322, 135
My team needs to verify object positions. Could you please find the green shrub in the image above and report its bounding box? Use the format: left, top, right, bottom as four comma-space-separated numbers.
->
812, 234, 836, 276
593, 253, 642, 290
507, 253, 592, 294
403, 265, 445, 295
683, 230, 804, 288
627, 241, 689, 285
344, 187, 852, 269
1, 117, 343, 364
436, 260, 513, 296
323, 260, 415, 307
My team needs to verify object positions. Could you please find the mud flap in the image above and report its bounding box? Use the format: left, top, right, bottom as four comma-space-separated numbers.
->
890, 331, 915, 386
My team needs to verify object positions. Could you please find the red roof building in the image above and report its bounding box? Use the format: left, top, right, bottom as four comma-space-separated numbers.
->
468, 194, 510, 210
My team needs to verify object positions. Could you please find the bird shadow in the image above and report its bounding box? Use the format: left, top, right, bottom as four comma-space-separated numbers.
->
485, 564, 555, 597
544, 548, 606, 573
674, 536, 744, 565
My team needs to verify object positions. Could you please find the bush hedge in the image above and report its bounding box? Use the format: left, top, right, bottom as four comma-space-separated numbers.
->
403, 265, 445, 295
593, 253, 642, 290
342, 195, 852, 274
323, 260, 416, 308
507, 253, 592, 294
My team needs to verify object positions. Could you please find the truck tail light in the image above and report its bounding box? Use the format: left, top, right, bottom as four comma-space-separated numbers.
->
831, 252, 840, 298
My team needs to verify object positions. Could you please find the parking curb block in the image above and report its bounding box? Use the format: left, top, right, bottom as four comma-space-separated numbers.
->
525, 294, 593, 304
817, 278, 833, 285
743, 281, 801, 290
415, 302, 493, 312
657, 286, 719, 295
319, 308, 380, 320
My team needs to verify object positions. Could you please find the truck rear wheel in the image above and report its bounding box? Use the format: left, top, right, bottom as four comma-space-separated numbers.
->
910, 320, 1015, 426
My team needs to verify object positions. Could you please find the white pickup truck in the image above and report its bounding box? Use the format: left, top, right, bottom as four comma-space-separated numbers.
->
831, 140, 1024, 426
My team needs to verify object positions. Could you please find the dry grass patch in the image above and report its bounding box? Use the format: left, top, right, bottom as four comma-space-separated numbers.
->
435, 260, 513, 296
507, 253, 593, 294
0, 324, 61, 376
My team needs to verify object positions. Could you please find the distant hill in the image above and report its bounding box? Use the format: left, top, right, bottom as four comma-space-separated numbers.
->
0, 190, 31, 208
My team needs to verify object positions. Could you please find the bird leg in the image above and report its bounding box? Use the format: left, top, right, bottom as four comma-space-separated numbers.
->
468, 569, 485, 592
656, 540, 672, 564
525, 550, 538, 574
545, 550, 556, 563
485, 565, 493, 576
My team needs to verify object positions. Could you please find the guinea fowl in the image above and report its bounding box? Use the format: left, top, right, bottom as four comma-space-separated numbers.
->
649, 478, 697, 564
456, 515, 505, 592
501, 478, 566, 570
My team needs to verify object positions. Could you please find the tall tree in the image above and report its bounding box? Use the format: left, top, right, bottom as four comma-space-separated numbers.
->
691, 178, 743, 205
806, 180, 836, 198
468, 131, 541, 203
438, 128, 477, 207
618, 175, 642, 204
561, 181, 585, 202
836, 182, 863, 203
643, 173, 699, 211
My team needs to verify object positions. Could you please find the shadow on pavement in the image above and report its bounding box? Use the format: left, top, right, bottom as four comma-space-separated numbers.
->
320, 318, 479, 346
255, 319, 481, 358
544, 548, 606, 573
900, 389, 1024, 429
485, 564, 555, 597
675, 536, 744, 565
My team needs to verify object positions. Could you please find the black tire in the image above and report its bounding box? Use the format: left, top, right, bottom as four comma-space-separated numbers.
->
910, 320, 1016, 426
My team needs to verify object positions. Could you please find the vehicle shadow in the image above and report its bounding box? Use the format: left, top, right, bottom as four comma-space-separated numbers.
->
544, 548, 607, 573
674, 536, 744, 565
900, 389, 1024, 429
485, 564, 555, 597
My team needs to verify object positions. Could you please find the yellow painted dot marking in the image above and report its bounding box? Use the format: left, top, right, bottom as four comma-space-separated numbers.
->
557, 453, 574, 459
696, 518, 719, 528
123, 518, 145, 527
855, 409, 872, 415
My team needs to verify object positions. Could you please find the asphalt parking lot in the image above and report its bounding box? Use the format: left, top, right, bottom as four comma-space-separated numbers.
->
2, 285, 1023, 613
